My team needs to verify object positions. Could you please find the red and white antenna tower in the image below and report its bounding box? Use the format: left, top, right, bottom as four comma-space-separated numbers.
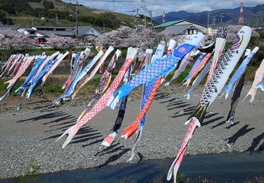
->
238, 1, 244, 25
162, 10, 165, 24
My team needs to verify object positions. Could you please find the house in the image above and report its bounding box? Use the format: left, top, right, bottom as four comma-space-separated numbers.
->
31, 25, 102, 38
0, 25, 21, 31
153, 19, 208, 35
17, 27, 48, 41
77, 26, 101, 39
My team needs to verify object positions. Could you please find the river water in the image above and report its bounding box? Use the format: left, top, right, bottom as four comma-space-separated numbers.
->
1, 151, 264, 183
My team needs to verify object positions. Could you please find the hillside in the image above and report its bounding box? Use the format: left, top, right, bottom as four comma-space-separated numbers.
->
153, 4, 264, 27
0, 0, 148, 31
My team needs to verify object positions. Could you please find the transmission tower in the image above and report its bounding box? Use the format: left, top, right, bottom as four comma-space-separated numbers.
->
162, 10, 165, 24
238, 1, 244, 25
141, 0, 147, 27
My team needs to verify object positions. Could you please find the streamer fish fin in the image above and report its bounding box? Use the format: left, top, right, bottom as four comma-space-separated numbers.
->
256, 76, 264, 91
243, 59, 264, 102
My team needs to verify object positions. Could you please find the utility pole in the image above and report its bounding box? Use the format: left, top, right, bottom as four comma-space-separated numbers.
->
148, 10, 153, 32
212, 16, 216, 38
141, 0, 146, 27
75, 0, 78, 43
135, 8, 139, 32
219, 12, 224, 27
207, 12, 210, 28
56, 12, 58, 26
212, 16, 216, 27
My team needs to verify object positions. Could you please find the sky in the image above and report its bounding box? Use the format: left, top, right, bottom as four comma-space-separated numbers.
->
62, 0, 264, 17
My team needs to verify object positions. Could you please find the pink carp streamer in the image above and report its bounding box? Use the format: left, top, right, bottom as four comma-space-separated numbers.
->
10, 55, 24, 77
243, 59, 264, 102
0, 55, 15, 77
4, 56, 34, 89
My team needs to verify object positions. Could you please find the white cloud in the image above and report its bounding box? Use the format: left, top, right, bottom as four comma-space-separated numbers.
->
62, 0, 263, 16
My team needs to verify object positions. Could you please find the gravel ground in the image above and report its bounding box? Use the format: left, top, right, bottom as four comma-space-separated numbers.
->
0, 83, 264, 179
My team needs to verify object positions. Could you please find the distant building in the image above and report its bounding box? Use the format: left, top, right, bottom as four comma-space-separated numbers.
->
153, 19, 207, 35
32, 25, 102, 38
0, 25, 21, 30
1, 25, 102, 45
17, 27, 47, 40
1, 25, 101, 39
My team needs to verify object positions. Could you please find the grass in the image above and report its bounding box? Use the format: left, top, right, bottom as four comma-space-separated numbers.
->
0, 77, 25, 96
14, 157, 44, 183
165, 67, 192, 83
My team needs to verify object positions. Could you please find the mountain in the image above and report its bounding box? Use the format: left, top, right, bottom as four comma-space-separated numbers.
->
153, 4, 264, 27
153, 11, 194, 24
0, 0, 143, 31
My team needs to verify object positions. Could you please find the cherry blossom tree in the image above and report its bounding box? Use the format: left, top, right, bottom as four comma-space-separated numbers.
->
0, 29, 37, 49
45, 34, 75, 49
226, 25, 259, 41
95, 25, 155, 50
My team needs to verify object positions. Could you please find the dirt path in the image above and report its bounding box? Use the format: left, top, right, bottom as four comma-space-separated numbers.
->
0, 83, 263, 179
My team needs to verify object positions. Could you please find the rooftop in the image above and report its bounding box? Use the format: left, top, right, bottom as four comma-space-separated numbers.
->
153, 19, 207, 29
153, 20, 185, 29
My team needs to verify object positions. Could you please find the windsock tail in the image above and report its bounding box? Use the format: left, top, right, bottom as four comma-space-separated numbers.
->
15, 86, 23, 94
107, 84, 133, 110
0, 91, 9, 101
127, 126, 143, 162
256, 81, 264, 91
184, 88, 193, 100
56, 123, 81, 149
54, 92, 67, 105
121, 120, 140, 139
226, 109, 235, 124
160, 78, 166, 84
109, 94, 120, 110
71, 92, 76, 100
184, 93, 191, 100
242, 91, 255, 103
222, 85, 232, 99
101, 131, 118, 147
0, 80, 17, 101
21, 88, 26, 97
167, 118, 199, 182
183, 78, 191, 86
4, 80, 13, 89
17, 96, 27, 111
221, 90, 228, 99
164, 81, 171, 86
182, 79, 187, 84
188, 103, 208, 123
